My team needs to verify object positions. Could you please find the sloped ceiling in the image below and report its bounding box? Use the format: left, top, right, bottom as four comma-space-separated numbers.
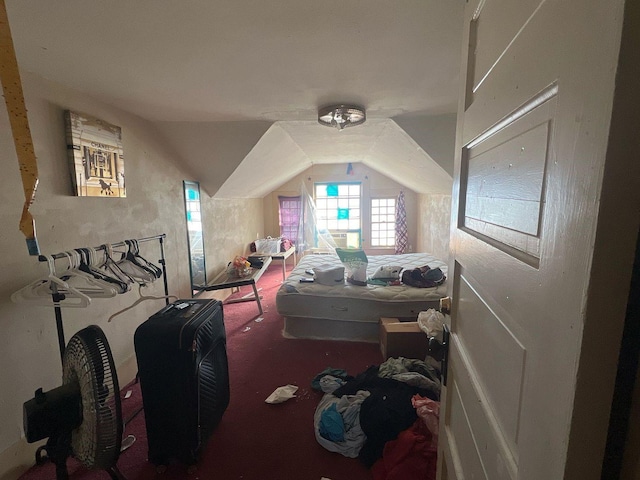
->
5, 1, 464, 197
213, 119, 453, 198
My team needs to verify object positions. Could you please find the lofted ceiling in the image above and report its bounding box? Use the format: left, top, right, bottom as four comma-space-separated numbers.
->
5, 0, 464, 197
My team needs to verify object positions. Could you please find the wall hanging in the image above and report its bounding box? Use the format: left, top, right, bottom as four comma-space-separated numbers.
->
65, 110, 126, 197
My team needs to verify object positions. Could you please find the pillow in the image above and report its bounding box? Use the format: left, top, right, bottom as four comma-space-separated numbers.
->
313, 264, 345, 286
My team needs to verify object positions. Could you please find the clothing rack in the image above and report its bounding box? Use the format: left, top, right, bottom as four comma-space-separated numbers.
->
38, 233, 169, 364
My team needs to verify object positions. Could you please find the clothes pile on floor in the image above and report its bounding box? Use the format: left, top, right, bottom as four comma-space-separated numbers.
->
312, 357, 441, 480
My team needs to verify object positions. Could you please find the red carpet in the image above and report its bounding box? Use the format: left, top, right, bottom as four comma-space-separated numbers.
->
20, 263, 383, 480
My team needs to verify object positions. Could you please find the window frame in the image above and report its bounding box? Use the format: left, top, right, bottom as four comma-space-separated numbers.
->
370, 196, 397, 249
314, 182, 362, 248
278, 195, 302, 241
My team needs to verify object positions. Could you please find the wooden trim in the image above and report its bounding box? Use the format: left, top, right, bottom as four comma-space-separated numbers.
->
0, 0, 39, 255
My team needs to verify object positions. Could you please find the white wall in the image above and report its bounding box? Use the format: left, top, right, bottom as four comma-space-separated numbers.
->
394, 113, 457, 177
0, 73, 263, 478
417, 193, 452, 263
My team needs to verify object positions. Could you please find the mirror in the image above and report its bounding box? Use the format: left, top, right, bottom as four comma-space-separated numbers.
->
183, 180, 206, 292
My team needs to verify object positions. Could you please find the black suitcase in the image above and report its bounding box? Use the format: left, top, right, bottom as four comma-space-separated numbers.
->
134, 298, 229, 467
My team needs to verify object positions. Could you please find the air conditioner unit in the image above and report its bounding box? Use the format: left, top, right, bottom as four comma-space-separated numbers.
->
330, 233, 348, 248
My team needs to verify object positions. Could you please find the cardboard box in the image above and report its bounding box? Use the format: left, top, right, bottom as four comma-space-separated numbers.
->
379, 317, 429, 360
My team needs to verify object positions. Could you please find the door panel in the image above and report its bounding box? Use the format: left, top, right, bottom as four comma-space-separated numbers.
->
440, 0, 627, 479
471, 0, 541, 93
464, 3, 562, 144
455, 273, 526, 454
448, 346, 515, 480
462, 88, 555, 262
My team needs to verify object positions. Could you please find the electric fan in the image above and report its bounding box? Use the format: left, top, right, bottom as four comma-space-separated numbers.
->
23, 325, 124, 480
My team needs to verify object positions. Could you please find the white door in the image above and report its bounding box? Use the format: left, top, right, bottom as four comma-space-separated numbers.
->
439, 0, 638, 479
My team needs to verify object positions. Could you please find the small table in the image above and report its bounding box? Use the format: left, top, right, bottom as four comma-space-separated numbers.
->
266, 246, 297, 282
194, 256, 272, 316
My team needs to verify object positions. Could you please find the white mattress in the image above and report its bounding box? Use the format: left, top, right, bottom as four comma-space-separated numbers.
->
276, 252, 448, 342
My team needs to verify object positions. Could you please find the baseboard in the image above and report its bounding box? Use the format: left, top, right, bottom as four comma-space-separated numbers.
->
0, 437, 44, 480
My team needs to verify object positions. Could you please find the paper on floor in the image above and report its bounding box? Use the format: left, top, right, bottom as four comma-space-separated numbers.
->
265, 384, 298, 404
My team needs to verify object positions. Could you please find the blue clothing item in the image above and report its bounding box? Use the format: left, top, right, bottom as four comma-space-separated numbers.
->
314, 391, 370, 458
319, 403, 345, 442
311, 367, 352, 391
319, 375, 346, 394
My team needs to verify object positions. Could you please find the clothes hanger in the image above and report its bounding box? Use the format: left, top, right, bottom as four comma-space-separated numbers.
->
75, 248, 130, 294
11, 255, 92, 308
114, 241, 157, 284
125, 239, 163, 279
54, 250, 121, 299
86, 247, 131, 293
107, 283, 178, 322
100, 243, 137, 287
135, 239, 163, 279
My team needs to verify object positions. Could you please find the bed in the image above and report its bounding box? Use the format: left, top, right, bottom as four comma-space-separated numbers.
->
276, 252, 448, 342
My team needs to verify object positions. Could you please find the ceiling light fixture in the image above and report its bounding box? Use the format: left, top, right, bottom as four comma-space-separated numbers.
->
318, 104, 366, 131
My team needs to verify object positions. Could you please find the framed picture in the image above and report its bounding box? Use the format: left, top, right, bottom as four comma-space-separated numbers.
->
65, 110, 126, 197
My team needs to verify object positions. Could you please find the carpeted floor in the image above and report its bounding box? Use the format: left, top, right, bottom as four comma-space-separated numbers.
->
20, 262, 383, 480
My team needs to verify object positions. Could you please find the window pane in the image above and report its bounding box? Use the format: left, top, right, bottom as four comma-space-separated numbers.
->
370, 196, 397, 247
313, 182, 361, 248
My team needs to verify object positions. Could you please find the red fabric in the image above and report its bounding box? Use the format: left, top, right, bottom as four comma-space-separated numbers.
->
371, 419, 437, 480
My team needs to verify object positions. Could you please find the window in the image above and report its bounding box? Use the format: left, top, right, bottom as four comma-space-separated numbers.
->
278, 195, 301, 241
315, 182, 361, 248
371, 197, 396, 247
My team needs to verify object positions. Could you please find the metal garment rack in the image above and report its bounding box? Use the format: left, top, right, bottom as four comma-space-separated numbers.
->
38, 233, 169, 364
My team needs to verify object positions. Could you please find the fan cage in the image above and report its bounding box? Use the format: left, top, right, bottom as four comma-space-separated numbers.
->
63, 325, 122, 469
